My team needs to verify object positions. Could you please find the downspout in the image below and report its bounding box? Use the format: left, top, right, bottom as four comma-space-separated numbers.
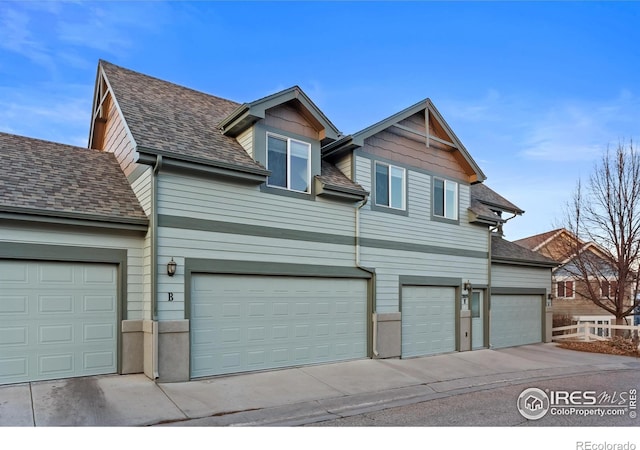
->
355, 195, 378, 357
151, 155, 163, 380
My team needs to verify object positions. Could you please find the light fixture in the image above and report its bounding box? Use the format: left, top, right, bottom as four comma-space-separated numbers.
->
547, 293, 553, 307
167, 258, 177, 277
463, 280, 472, 293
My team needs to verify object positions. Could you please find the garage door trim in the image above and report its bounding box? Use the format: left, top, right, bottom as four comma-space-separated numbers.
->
0, 242, 127, 374
184, 258, 374, 377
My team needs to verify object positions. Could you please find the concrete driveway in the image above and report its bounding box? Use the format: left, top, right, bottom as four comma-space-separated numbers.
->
1, 343, 638, 426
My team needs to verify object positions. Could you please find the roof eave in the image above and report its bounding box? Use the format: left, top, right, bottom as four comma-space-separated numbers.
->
314, 178, 369, 203
0, 207, 149, 232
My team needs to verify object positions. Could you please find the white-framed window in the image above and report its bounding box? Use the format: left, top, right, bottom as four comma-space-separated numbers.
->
375, 162, 406, 210
556, 280, 575, 298
576, 316, 612, 337
600, 279, 618, 298
267, 133, 311, 193
433, 178, 458, 220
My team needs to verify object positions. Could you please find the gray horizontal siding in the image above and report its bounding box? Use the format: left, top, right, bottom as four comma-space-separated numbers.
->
492, 264, 552, 292
157, 173, 355, 236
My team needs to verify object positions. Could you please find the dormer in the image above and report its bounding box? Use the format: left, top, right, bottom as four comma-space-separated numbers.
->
219, 87, 365, 201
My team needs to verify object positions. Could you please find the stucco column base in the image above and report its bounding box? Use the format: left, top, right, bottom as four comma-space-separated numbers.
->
459, 309, 471, 352
373, 313, 401, 358
121, 320, 144, 374
157, 320, 190, 382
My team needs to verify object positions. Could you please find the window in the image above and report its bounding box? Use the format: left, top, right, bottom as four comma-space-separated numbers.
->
433, 178, 458, 220
267, 133, 311, 193
556, 280, 574, 298
471, 291, 481, 318
375, 162, 405, 210
600, 280, 618, 298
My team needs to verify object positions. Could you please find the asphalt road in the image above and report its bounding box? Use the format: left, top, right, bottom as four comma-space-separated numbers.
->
306, 369, 640, 427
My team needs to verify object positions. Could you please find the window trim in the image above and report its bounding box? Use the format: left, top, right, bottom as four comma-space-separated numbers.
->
266, 132, 311, 194
373, 161, 407, 211
433, 177, 459, 221
600, 279, 618, 299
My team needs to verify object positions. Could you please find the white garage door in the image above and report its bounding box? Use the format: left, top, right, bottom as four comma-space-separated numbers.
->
0, 260, 118, 385
490, 294, 542, 349
190, 274, 368, 378
402, 286, 456, 358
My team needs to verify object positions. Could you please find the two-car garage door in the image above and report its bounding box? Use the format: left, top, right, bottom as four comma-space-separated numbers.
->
0, 260, 118, 385
190, 274, 368, 378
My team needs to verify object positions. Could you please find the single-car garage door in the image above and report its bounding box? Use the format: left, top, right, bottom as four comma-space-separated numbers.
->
490, 294, 542, 349
0, 260, 118, 385
402, 286, 456, 358
190, 274, 368, 378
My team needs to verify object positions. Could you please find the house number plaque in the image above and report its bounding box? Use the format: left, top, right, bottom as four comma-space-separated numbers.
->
168, 292, 174, 301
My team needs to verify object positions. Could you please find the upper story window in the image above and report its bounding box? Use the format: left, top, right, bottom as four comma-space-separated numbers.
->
600, 280, 618, 298
556, 280, 575, 298
267, 133, 311, 193
375, 162, 405, 210
433, 178, 458, 220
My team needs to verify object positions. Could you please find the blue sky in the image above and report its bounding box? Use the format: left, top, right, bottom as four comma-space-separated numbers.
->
2, 1, 640, 240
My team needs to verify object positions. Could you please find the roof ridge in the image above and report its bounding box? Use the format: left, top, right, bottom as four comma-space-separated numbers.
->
99, 59, 242, 108
0, 130, 99, 153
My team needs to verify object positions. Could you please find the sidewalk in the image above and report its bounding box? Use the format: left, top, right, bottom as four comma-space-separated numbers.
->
1, 343, 639, 426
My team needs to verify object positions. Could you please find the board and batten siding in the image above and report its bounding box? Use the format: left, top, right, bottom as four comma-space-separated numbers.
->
491, 264, 552, 291
0, 224, 145, 320
154, 172, 359, 321
103, 95, 137, 177
355, 155, 489, 313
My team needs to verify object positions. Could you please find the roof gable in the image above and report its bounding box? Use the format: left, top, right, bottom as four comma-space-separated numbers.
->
0, 132, 147, 227
219, 86, 341, 145
323, 99, 486, 183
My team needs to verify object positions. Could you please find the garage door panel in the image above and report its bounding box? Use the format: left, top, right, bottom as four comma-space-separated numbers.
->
191, 274, 367, 377
402, 286, 456, 358
0, 261, 118, 384
490, 295, 542, 349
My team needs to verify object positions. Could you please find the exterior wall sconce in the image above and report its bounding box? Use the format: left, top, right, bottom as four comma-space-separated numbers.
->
546, 293, 553, 307
461, 280, 472, 308
167, 258, 177, 277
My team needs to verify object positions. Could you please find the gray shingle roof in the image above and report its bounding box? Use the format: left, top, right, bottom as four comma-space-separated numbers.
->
100, 60, 356, 189
492, 234, 559, 267
101, 60, 267, 172
0, 132, 148, 225
471, 183, 524, 215
316, 161, 367, 195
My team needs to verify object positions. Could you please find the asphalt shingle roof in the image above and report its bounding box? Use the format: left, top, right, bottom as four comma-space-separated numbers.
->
100, 60, 266, 172
100, 60, 361, 192
513, 229, 563, 251
0, 132, 148, 224
492, 234, 559, 267
471, 183, 524, 214
316, 161, 367, 195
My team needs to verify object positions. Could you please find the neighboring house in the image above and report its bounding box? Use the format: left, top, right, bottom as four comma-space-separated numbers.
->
0, 60, 555, 385
515, 228, 625, 335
